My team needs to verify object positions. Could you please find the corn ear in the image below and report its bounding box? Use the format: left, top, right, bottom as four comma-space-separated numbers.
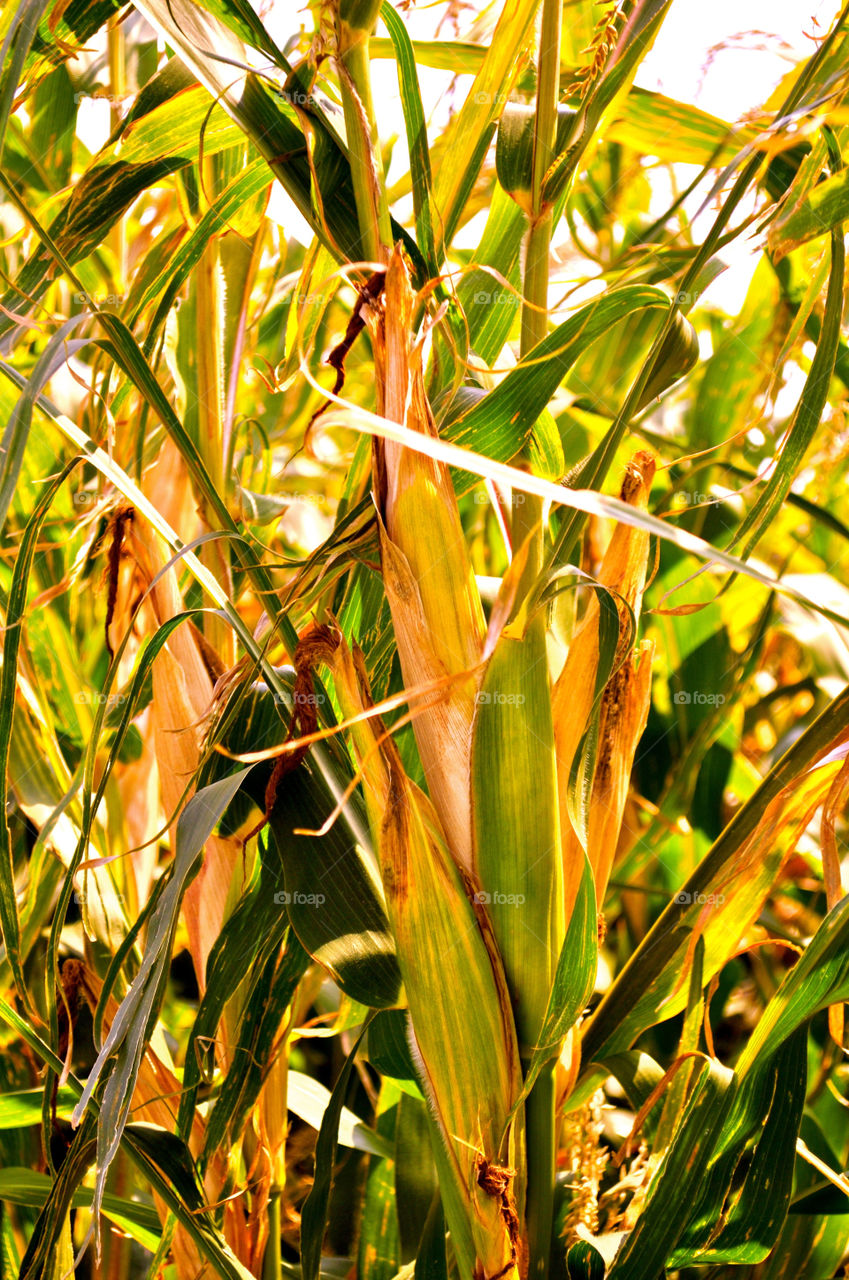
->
370, 245, 486, 873
587, 640, 654, 900
553, 452, 655, 917
472, 616, 564, 1053
495, 103, 577, 215
386, 785, 526, 1280
636, 310, 699, 411
306, 624, 525, 1280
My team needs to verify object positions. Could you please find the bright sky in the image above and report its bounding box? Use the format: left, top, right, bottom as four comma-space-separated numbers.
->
637, 0, 840, 117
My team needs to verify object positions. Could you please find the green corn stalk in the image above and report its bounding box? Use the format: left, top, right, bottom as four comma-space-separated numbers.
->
486, 4, 569, 1275
334, 0, 392, 261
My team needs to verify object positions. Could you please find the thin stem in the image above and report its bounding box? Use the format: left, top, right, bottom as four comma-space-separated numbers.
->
525, 1061, 557, 1280
196, 228, 236, 663
514, 0, 562, 586
519, 6, 563, 1279
107, 18, 125, 286
337, 9, 392, 263
263, 1191, 283, 1280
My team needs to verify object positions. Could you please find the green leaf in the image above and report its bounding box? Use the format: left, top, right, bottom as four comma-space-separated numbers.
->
394, 1091, 437, 1264
268, 761, 401, 1009
71, 768, 254, 1229
200, 925, 308, 1166
414, 1194, 447, 1280
430, 0, 539, 255
444, 285, 674, 493
608, 86, 757, 165
672, 1030, 808, 1266
358, 1079, 401, 1280
381, 2, 436, 277
16, 1111, 98, 1280
0, 1088, 76, 1129
582, 683, 849, 1062
731, 211, 845, 558
364, 1009, 423, 1097
178, 860, 307, 1144
607, 1057, 735, 1279
132, 0, 424, 275
0, 998, 255, 1280
768, 161, 849, 256
567, 1241, 606, 1280
544, 0, 675, 206
0, 460, 78, 1005
288, 1070, 393, 1159
518, 858, 597, 1103
454, 184, 525, 365
0, 1167, 160, 1244
300, 1020, 373, 1280
132, 157, 272, 341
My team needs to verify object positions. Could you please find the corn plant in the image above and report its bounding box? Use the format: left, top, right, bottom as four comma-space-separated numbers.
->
2, 1, 849, 1279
